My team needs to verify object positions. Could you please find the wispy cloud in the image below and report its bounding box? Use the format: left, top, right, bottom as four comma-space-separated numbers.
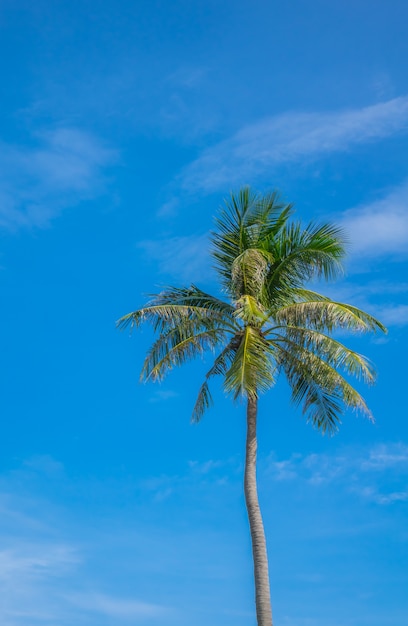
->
67, 591, 167, 619
340, 181, 408, 259
361, 443, 408, 470
0, 542, 80, 625
137, 233, 212, 283
0, 127, 116, 230
180, 96, 408, 192
0, 456, 172, 626
148, 389, 180, 403
358, 486, 408, 505
375, 304, 408, 326
265, 442, 408, 505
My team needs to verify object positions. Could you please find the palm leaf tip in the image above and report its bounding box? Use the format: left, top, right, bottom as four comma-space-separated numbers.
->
191, 380, 213, 423
116, 311, 138, 330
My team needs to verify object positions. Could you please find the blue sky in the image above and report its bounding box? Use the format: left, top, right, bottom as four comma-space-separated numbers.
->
0, 1, 408, 624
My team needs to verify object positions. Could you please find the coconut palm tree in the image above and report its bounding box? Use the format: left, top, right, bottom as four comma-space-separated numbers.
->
117, 188, 386, 626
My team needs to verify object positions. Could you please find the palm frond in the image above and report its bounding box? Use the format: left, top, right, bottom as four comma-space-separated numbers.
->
277, 342, 373, 434
142, 325, 228, 382
274, 300, 387, 333
117, 286, 236, 334
152, 285, 235, 317
224, 327, 275, 400
274, 326, 377, 384
266, 222, 346, 296
234, 294, 268, 326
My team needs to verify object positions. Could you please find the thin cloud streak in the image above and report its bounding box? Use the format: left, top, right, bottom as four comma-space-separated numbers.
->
0, 127, 116, 230
180, 96, 408, 192
137, 233, 212, 283
67, 591, 168, 619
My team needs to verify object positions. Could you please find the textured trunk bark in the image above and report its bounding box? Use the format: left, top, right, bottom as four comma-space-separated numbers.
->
244, 396, 273, 626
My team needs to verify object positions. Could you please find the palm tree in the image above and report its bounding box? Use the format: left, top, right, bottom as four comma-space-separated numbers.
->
118, 188, 386, 626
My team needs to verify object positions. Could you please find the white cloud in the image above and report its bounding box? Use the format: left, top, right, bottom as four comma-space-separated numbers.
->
375, 304, 408, 327
0, 543, 79, 581
265, 443, 408, 505
340, 182, 408, 258
361, 442, 408, 470
0, 127, 116, 230
0, 542, 80, 625
180, 96, 408, 192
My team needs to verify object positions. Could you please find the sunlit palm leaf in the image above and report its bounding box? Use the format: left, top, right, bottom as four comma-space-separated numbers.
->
224, 327, 275, 400
142, 327, 227, 382
274, 326, 376, 384
266, 222, 345, 296
274, 300, 387, 333
278, 342, 372, 434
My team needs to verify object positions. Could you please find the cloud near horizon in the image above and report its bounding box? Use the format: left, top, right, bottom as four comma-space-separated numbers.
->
180, 96, 408, 193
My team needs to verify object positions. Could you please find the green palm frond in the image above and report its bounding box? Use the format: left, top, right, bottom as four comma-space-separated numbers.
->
211, 188, 291, 290
275, 326, 376, 384
274, 300, 387, 333
277, 342, 372, 434
117, 304, 193, 333
142, 322, 229, 382
152, 285, 235, 317
117, 286, 236, 334
246, 190, 292, 234
266, 222, 346, 296
234, 294, 268, 326
224, 327, 276, 400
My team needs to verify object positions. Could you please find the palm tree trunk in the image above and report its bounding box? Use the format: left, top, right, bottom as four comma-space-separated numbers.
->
244, 396, 273, 626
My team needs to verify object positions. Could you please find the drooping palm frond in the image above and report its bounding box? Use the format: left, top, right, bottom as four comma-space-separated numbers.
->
116, 286, 236, 334
277, 341, 373, 434
273, 300, 387, 334
224, 327, 276, 400
151, 285, 235, 317
141, 323, 229, 382
274, 326, 376, 383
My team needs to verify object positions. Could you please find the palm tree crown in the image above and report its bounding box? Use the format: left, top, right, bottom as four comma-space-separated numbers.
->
118, 188, 385, 433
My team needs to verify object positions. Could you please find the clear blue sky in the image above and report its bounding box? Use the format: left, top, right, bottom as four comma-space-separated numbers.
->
1, 1, 407, 624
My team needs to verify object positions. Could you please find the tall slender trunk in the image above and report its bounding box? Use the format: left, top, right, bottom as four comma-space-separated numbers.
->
244, 396, 273, 626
